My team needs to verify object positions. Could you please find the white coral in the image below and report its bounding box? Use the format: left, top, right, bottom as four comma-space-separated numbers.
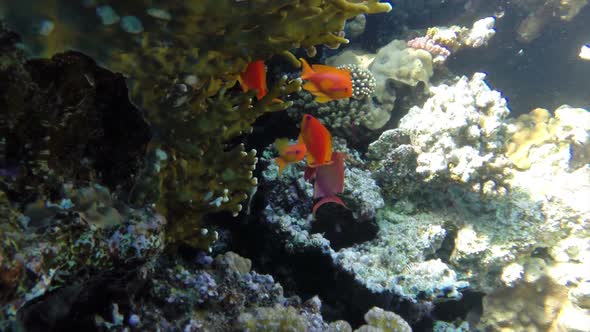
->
465, 17, 496, 48
399, 73, 511, 186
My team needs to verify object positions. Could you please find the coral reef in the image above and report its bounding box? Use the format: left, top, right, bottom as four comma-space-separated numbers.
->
14, 249, 342, 331
472, 105, 590, 329
2, 0, 589, 331
333, 207, 467, 300
2, 0, 392, 249
256, 139, 469, 316
363, 70, 590, 329
0, 2, 401, 329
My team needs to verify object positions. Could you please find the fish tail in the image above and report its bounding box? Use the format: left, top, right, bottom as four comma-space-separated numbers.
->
299, 58, 314, 80
312, 196, 348, 216
275, 157, 287, 175
237, 74, 248, 93
274, 138, 289, 153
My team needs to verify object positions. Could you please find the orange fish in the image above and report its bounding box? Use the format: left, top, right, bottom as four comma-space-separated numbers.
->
299, 114, 333, 168
299, 58, 352, 103
274, 138, 307, 175
238, 60, 267, 100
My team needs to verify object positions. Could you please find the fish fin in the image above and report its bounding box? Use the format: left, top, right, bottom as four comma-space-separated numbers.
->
274, 138, 290, 153
315, 94, 334, 103
303, 84, 332, 102
297, 133, 304, 144
308, 159, 333, 168
311, 64, 347, 74
237, 74, 249, 92
302, 81, 320, 93
256, 87, 267, 100
304, 167, 316, 182
275, 157, 286, 175
299, 58, 314, 80
312, 196, 348, 216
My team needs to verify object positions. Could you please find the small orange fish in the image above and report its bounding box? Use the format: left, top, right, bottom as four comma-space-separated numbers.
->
299, 114, 333, 168
299, 58, 352, 103
274, 138, 307, 175
238, 60, 267, 100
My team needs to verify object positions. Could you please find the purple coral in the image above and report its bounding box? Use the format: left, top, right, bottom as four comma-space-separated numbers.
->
194, 272, 218, 303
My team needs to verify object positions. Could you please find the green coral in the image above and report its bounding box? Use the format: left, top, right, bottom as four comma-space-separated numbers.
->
2, 1, 392, 248
356, 307, 412, 332
237, 304, 307, 331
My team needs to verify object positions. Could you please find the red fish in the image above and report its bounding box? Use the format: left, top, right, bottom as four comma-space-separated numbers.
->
238, 60, 267, 100
305, 152, 347, 215
274, 138, 307, 175
299, 58, 352, 103
299, 114, 333, 168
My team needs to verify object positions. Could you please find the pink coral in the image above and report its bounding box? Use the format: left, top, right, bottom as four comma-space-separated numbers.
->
407, 37, 451, 60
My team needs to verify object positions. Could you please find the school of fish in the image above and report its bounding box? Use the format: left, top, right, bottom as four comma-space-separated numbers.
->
239, 58, 352, 214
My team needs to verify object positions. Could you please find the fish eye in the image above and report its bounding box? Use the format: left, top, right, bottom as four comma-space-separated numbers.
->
305, 115, 311, 120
